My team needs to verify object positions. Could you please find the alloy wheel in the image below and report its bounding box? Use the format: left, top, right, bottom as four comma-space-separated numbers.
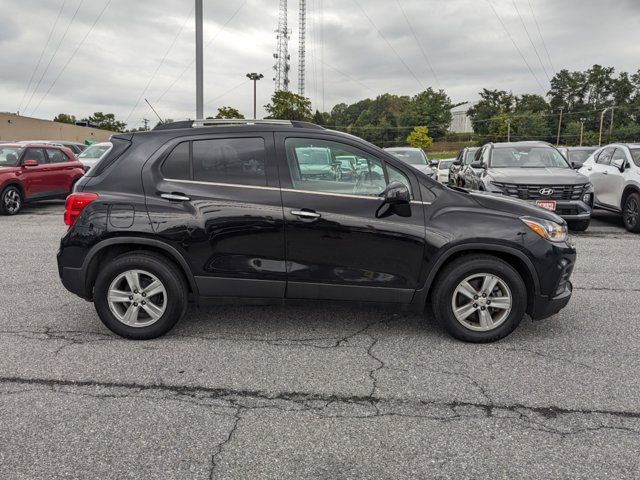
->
624, 197, 638, 228
3, 188, 21, 214
451, 273, 512, 331
107, 269, 167, 327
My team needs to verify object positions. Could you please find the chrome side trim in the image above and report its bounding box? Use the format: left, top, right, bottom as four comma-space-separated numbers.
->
163, 178, 432, 204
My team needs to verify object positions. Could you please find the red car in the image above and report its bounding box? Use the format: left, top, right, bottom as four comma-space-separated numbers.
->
0, 143, 85, 215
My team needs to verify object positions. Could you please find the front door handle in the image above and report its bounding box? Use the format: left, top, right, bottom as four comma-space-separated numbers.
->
291, 209, 321, 219
160, 192, 190, 202
602, 171, 608, 175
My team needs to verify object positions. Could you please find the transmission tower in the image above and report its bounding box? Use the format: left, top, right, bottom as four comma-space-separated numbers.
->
273, 0, 290, 91
297, 0, 306, 95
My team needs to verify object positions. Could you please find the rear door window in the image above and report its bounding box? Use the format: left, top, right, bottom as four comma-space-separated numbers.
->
192, 138, 266, 186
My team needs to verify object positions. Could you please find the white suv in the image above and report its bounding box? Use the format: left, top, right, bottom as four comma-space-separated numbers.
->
579, 143, 640, 232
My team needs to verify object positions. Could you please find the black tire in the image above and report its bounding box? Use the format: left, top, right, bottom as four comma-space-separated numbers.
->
0, 185, 23, 215
567, 219, 590, 231
94, 251, 188, 339
622, 192, 640, 233
431, 255, 527, 343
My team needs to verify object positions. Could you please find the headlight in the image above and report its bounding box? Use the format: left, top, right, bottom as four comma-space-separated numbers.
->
521, 216, 568, 243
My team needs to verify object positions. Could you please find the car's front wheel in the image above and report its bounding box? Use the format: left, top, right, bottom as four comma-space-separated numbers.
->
94, 252, 188, 339
0, 185, 22, 215
622, 192, 640, 233
432, 255, 527, 342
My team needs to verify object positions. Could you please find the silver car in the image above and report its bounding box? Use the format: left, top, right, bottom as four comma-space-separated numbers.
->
579, 143, 640, 232
77, 142, 112, 172
383, 147, 435, 179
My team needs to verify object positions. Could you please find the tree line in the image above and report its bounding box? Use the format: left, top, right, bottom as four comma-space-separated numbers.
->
52, 64, 640, 147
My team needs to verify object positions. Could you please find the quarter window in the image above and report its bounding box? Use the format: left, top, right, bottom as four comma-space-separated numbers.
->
161, 142, 190, 180
285, 138, 400, 197
193, 138, 266, 186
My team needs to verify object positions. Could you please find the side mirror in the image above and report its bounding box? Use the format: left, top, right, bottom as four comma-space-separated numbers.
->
429, 160, 438, 167
383, 181, 410, 205
470, 161, 483, 169
23, 159, 39, 167
612, 159, 625, 172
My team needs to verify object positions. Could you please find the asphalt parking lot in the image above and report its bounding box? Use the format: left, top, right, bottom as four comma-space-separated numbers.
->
0, 201, 639, 479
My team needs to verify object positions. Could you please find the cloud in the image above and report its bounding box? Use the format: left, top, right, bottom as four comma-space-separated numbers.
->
0, 0, 638, 129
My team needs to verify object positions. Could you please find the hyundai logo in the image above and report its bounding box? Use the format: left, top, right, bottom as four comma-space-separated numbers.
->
539, 188, 554, 196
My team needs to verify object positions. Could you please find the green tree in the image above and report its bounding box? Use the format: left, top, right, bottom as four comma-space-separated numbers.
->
81, 112, 127, 132
467, 89, 515, 136
401, 88, 453, 139
406, 126, 433, 151
264, 91, 313, 121
212, 106, 244, 119
53, 113, 76, 124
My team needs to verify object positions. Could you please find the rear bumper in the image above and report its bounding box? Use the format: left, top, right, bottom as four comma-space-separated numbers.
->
529, 281, 572, 320
57, 249, 91, 300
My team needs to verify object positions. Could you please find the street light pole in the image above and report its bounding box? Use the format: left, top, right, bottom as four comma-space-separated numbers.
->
246, 73, 264, 119
556, 106, 564, 145
195, 0, 203, 119
599, 107, 610, 146
579, 117, 586, 146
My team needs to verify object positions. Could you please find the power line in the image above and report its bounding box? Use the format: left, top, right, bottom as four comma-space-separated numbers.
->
512, 0, 550, 81
351, 0, 425, 91
125, 5, 195, 123
395, 0, 440, 87
484, 0, 546, 95
18, 0, 67, 114
527, 0, 555, 73
31, 0, 112, 116
23, 0, 85, 115
155, 0, 249, 104
306, 51, 376, 95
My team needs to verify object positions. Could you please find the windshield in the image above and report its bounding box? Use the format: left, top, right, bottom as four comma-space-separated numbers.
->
0, 147, 23, 167
567, 150, 595, 164
490, 146, 570, 168
630, 149, 640, 167
388, 149, 427, 165
78, 144, 111, 159
439, 160, 454, 169
463, 148, 479, 164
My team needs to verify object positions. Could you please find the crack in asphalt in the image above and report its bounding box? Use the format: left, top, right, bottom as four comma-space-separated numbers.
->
209, 407, 243, 480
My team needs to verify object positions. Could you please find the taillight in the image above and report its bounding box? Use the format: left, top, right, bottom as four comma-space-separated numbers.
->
64, 192, 99, 227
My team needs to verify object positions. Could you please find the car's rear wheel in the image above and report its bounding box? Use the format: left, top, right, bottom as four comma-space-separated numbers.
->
432, 255, 527, 342
0, 186, 22, 215
568, 219, 590, 231
94, 252, 188, 339
622, 192, 640, 233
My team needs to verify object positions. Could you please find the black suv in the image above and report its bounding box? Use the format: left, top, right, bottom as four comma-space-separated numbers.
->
458, 141, 593, 231
58, 120, 576, 343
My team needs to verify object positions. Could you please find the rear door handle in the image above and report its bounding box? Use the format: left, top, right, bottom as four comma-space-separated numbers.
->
160, 192, 190, 202
291, 209, 321, 219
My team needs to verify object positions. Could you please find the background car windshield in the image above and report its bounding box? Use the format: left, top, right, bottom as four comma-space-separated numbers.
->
630, 148, 640, 167
0, 147, 22, 166
490, 146, 570, 168
568, 150, 593, 163
79, 144, 110, 159
389, 150, 426, 165
439, 160, 454, 168
297, 147, 331, 165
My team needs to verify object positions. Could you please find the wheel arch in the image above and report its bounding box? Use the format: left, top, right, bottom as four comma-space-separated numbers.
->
413, 243, 539, 315
80, 237, 198, 302
621, 184, 640, 210
1, 180, 25, 198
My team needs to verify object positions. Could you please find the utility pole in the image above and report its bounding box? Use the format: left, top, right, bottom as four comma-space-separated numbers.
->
142, 118, 149, 131
599, 107, 610, 146
579, 118, 585, 146
608, 106, 615, 142
195, 0, 203, 119
556, 106, 564, 145
506, 119, 511, 142
246, 73, 264, 119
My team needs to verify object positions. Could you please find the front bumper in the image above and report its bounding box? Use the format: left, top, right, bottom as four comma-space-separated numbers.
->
527, 199, 591, 221
530, 281, 572, 320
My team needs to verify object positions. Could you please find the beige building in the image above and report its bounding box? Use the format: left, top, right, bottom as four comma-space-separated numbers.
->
0, 113, 115, 143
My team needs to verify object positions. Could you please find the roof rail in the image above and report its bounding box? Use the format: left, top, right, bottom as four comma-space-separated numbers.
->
153, 118, 325, 131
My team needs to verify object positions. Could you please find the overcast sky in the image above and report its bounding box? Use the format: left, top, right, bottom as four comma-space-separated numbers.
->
1, 0, 639, 129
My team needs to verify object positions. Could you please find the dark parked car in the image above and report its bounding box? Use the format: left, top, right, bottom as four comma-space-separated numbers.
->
460, 141, 593, 231
449, 146, 480, 187
557, 146, 598, 169
0, 143, 85, 215
58, 120, 576, 343
384, 147, 436, 179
